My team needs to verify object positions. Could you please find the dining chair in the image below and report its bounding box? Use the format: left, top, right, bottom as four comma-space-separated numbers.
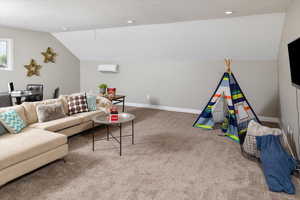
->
0, 92, 13, 107
53, 87, 60, 99
8, 82, 14, 92
25, 84, 44, 102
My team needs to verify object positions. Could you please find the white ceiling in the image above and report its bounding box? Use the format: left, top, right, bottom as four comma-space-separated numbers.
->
53, 13, 285, 61
0, 0, 290, 32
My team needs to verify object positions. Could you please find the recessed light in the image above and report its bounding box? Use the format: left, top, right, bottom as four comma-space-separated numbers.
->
62, 27, 68, 31
225, 11, 233, 15
127, 20, 135, 24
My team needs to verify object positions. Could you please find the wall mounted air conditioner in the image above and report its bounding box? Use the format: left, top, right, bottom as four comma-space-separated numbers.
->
97, 64, 118, 73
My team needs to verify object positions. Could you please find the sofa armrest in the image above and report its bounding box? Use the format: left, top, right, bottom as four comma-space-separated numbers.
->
96, 96, 112, 114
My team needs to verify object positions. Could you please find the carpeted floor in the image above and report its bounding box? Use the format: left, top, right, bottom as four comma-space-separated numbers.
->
0, 107, 299, 200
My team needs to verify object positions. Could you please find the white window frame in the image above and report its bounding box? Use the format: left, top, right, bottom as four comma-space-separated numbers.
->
0, 39, 14, 71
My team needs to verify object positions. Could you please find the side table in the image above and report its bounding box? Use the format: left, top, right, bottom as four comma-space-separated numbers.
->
92, 113, 135, 156
104, 95, 126, 112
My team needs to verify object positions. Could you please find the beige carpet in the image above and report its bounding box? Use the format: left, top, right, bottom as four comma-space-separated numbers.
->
0, 107, 299, 200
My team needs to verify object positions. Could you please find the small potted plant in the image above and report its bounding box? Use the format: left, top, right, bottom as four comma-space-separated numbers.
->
98, 83, 108, 95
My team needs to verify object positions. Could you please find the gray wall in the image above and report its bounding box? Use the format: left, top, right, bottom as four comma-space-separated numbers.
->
74, 14, 283, 118
52, 14, 282, 118
0, 26, 80, 99
278, 0, 300, 155
81, 59, 279, 117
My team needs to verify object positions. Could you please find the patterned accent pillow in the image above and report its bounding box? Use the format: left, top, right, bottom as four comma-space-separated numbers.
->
243, 135, 260, 158
0, 110, 27, 134
67, 95, 89, 115
86, 95, 97, 111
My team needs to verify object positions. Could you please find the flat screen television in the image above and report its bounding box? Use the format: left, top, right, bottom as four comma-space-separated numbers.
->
288, 38, 300, 88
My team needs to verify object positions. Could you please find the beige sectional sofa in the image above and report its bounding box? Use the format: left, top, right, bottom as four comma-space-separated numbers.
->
0, 95, 111, 186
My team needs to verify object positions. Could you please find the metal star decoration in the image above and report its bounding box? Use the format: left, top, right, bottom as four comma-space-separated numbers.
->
41, 47, 57, 63
24, 59, 42, 77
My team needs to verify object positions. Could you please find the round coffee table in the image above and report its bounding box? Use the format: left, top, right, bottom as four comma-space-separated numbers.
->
92, 113, 136, 156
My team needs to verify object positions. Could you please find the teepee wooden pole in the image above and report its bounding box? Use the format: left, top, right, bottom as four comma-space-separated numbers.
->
225, 58, 232, 73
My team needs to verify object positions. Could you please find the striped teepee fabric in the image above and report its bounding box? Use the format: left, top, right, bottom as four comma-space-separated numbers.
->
193, 72, 260, 144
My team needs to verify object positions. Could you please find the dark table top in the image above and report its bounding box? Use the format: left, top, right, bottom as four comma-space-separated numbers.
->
102, 94, 125, 100
10, 90, 41, 98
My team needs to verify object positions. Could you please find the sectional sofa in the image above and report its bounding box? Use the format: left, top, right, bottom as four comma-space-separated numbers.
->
0, 95, 112, 186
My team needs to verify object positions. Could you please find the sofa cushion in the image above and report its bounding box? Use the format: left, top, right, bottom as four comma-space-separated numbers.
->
72, 110, 105, 123
96, 96, 112, 113
58, 121, 93, 137
22, 99, 64, 124
58, 95, 69, 115
0, 105, 27, 124
0, 128, 67, 171
36, 103, 66, 123
0, 110, 27, 134
28, 116, 82, 132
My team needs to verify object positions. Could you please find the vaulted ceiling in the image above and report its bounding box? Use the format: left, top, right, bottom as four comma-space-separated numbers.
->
53, 13, 285, 61
0, 0, 290, 32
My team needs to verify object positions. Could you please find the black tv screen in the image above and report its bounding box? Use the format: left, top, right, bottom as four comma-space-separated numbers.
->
288, 38, 300, 88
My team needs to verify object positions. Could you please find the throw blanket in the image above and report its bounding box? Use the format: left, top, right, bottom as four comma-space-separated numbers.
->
256, 135, 296, 194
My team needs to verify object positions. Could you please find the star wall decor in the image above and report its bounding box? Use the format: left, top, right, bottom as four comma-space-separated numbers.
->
24, 59, 42, 77
41, 47, 57, 63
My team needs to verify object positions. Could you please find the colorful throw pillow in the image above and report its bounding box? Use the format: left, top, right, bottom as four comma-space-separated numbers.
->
86, 95, 97, 111
0, 110, 27, 134
67, 95, 89, 115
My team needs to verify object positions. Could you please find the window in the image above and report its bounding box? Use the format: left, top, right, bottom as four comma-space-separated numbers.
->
0, 39, 13, 70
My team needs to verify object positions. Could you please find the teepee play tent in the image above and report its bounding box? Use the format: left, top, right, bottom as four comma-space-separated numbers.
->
193, 59, 260, 144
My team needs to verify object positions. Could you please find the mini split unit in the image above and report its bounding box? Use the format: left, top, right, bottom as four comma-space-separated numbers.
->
97, 64, 118, 73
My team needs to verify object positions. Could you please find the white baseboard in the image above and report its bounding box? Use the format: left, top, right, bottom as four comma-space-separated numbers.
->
125, 102, 280, 123
258, 116, 280, 123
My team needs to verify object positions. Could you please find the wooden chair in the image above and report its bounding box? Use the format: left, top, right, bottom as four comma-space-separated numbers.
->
53, 87, 60, 99
25, 84, 44, 102
8, 82, 14, 92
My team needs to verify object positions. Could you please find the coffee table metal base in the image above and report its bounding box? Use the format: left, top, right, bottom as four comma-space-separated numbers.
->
92, 120, 134, 156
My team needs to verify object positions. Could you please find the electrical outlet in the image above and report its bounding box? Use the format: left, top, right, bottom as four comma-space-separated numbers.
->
146, 94, 150, 101
287, 125, 291, 134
